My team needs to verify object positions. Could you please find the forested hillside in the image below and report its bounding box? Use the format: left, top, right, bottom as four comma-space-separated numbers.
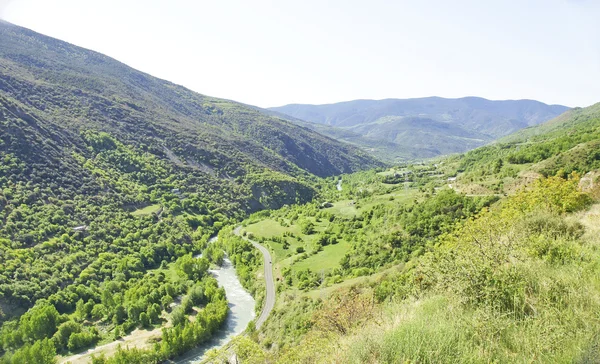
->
270, 97, 569, 161
202, 101, 600, 363
1, 16, 597, 364
453, 102, 600, 191
0, 20, 382, 363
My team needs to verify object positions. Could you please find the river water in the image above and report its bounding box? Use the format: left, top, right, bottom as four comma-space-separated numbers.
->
174, 241, 256, 363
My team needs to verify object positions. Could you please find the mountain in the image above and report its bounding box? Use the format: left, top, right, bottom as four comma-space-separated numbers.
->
270, 97, 569, 161
457, 102, 600, 182
0, 19, 382, 209
0, 18, 384, 353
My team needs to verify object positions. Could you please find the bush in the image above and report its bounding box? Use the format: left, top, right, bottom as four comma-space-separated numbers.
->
68, 330, 98, 351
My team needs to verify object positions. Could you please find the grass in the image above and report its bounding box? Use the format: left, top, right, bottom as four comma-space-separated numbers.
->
359, 189, 418, 211
342, 296, 477, 364
377, 169, 399, 177
244, 217, 355, 290
244, 188, 421, 293
244, 219, 300, 239
263, 240, 303, 264
304, 264, 403, 300
131, 204, 161, 216
329, 203, 600, 364
325, 189, 419, 218
327, 200, 359, 217
293, 240, 351, 273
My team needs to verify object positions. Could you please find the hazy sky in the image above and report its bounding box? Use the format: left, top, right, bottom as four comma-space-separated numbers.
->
1, 0, 599, 108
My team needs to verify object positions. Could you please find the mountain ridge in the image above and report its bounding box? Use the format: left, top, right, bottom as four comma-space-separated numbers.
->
0, 19, 383, 181
270, 96, 569, 161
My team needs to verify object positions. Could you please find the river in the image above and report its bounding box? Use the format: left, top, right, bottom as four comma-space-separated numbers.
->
174, 239, 256, 363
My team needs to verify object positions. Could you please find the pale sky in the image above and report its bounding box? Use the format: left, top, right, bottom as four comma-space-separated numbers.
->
1, 0, 599, 108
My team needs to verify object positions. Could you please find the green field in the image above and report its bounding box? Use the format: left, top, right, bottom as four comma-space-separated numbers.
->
131, 204, 161, 216
244, 216, 354, 288
325, 188, 418, 217
244, 219, 300, 239
326, 200, 359, 217
242, 186, 423, 292
293, 239, 351, 272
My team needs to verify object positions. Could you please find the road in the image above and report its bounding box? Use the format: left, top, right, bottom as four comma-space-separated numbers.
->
234, 226, 275, 329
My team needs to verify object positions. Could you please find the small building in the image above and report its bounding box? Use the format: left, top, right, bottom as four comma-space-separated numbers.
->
73, 225, 88, 232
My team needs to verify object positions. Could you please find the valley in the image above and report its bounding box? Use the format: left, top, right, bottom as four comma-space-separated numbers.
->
204, 101, 600, 363
0, 11, 599, 364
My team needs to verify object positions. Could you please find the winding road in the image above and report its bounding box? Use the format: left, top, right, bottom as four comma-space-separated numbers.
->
234, 226, 275, 329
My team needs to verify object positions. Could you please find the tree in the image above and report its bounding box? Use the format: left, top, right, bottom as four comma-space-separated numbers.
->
171, 308, 186, 327
113, 325, 122, 341
10, 338, 56, 364
139, 312, 150, 328
113, 305, 127, 325
53, 321, 81, 350
188, 285, 205, 306
300, 221, 315, 235
147, 304, 161, 324
20, 304, 60, 342
175, 254, 209, 280
161, 295, 174, 311
91, 304, 106, 321
493, 158, 504, 174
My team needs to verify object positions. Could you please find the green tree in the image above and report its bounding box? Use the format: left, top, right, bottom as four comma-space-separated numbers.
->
175, 254, 209, 280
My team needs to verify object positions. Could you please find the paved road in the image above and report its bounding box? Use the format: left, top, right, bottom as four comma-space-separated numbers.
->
234, 226, 275, 329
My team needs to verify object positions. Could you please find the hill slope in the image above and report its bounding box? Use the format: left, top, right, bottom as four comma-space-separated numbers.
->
455, 102, 600, 187
0, 19, 381, 182
0, 20, 384, 361
213, 101, 600, 363
270, 97, 569, 161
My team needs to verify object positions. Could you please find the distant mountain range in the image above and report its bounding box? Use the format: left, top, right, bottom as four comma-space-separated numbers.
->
270, 97, 569, 161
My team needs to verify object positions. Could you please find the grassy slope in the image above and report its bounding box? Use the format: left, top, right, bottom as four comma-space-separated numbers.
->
219, 101, 600, 364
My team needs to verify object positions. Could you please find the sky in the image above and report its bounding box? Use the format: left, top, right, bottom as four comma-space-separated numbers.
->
1, 0, 599, 108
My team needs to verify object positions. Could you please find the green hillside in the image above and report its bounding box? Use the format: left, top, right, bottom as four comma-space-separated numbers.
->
0, 20, 382, 363
1, 17, 599, 364
203, 101, 600, 363
455, 102, 600, 188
